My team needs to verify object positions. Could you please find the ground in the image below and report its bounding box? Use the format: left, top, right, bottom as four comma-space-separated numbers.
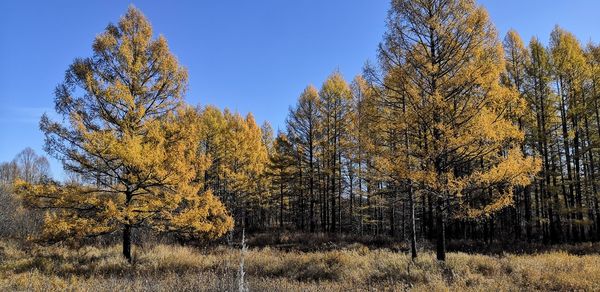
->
1, 237, 600, 291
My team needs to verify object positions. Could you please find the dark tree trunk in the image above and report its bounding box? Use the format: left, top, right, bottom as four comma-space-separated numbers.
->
436, 198, 446, 261
298, 155, 305, 231
123, 190, 133, 263
309, 121, 316, 233
558, 79, 577, 241
338, 151, 342, 233
123, 224, 132, 263
389, 186, 396, 237
572, 113, 585, 241
408, 183, 418, 260
550, 148, 563, 242
331, 158, 336, 232
280, 180, 284, 228
524, 186, 532, 242
428, 194, 434, 239
514, 189, 522, 240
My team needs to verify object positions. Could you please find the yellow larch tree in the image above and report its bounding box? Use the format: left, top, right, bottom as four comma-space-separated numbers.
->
550, 26, 590, 240
318, 71, 353, 232
374, 0, 540, 261
196, 106, 271, 230
15, 7, 233, 262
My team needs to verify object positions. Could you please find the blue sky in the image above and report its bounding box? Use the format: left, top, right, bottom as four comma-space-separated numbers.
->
1, 0, 599, 179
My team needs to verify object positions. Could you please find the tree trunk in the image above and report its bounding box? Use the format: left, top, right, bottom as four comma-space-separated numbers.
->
550, 148, 563, 242
123, 190, 133, 263
349, 171, 354, 232
338, 151, 342, 233
331, 155, 336, 232
123, 224, 132, 263
558, 78, 577, 241
309, 133, 316, 233
280, 181, 284, 228
524, 188, 533, 242
298, 155, 305, 231
408, 183, 418, 260
572, 113, 584, 241
436, 197, 446, 261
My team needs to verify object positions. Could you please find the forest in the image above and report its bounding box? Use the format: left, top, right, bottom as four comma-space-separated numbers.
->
2, 0, 600, 291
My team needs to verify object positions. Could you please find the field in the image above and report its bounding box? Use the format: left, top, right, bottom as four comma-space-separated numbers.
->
2, 237, 600, 291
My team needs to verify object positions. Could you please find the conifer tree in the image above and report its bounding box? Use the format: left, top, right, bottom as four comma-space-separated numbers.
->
16, 7, 233, 262
268, 132, 296, 228
318, 72, 353, 232
287, 86, 321, 231
196, 106, 270, 230
376, 0, 540, 260
585, 43, 600, 239
550, 27, 590, 241
502, 30, 532, 241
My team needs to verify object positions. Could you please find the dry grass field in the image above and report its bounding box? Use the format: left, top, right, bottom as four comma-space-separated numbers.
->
2, 239, 600, 291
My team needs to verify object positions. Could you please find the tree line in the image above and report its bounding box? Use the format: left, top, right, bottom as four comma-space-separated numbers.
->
6, 1, 600, 262
252, 0, 600, 260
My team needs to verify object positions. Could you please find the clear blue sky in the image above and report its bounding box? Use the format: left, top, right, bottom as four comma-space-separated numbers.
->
1, 0, 599, 179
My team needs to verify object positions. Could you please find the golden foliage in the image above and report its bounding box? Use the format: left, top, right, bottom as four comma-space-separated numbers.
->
18, 6, 233, 245
375, 0, 540, 220
196, 105, 272, 220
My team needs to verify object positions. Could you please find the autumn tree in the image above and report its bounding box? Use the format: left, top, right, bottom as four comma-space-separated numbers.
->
348, 76, 376, 236
502, 30, 530, 240
550, 27, 590, 241
318, 72, 353, 232
374, 0, 540, 260
287, 86, 321, 231
267, 132, 296, 228
261, 121, 275, 155
15, 7, 233, 262
196, 106, 271, 230
231, 113, 270, 229
585, 42, 600, 240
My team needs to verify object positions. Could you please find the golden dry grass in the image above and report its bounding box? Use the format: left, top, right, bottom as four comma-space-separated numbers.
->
1, 240, 599, 291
